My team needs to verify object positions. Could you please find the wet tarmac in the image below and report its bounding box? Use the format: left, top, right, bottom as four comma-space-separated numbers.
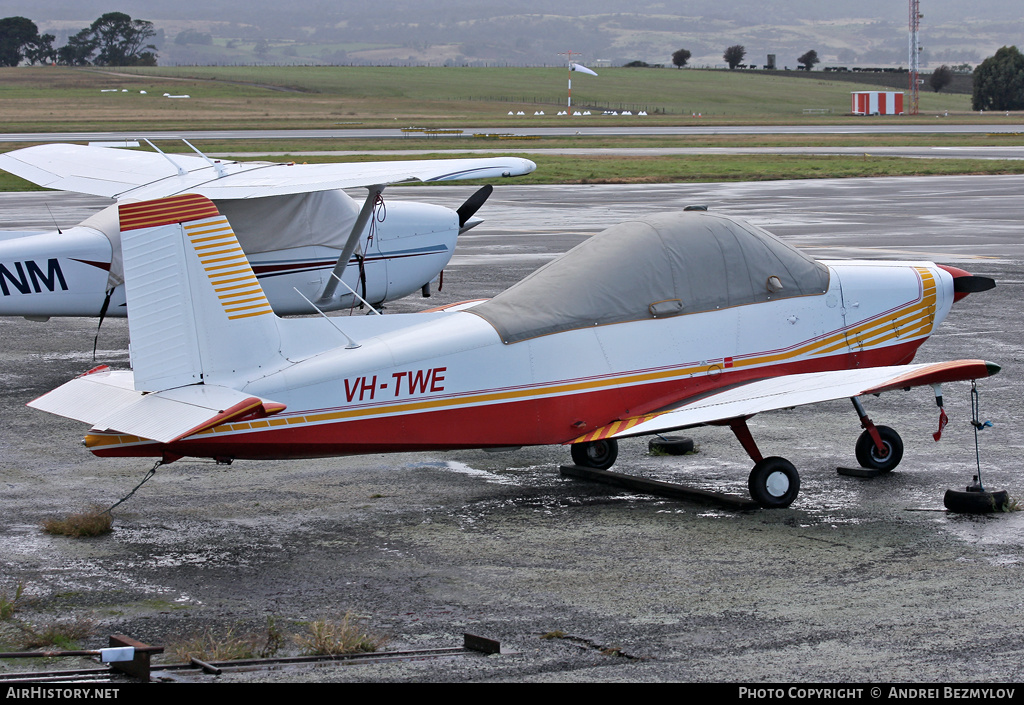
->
1, 178, 1022, 683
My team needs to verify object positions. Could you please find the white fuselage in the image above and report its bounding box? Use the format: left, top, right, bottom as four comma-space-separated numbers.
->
0, 198, 459, 319
86, 260, 954, 459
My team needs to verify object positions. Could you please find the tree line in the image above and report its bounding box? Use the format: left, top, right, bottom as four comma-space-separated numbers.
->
672, 45, 820, 71
0, 12, 157, 67
669, 43, 1023, 110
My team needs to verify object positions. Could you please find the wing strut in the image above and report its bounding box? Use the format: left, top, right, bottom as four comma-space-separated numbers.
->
318, 184, 384, 304
142, 138, 187, 176
182, 139, 227, 178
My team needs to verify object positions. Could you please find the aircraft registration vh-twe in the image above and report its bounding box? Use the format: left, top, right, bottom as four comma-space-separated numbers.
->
0, 142, 536, 319
28, 195, 999, 508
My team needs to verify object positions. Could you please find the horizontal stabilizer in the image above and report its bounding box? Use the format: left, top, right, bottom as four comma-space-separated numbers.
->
28, 366, 285, 444
27, 365, 138, 424
573, 360, 1000, 443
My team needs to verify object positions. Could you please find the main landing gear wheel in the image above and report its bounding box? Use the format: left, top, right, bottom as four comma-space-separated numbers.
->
570, 439, 619, 470
748, 456, 800, 508
854, 425, 903, 472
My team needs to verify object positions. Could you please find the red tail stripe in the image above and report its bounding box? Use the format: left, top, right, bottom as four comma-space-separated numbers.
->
119, 194, 221, 231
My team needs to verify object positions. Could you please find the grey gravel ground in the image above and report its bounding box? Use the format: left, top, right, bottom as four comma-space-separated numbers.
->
1, 179, 1022, 683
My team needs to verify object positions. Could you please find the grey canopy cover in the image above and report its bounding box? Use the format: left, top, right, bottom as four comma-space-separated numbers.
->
81, 190, 359, 290
469, 211, 830, 344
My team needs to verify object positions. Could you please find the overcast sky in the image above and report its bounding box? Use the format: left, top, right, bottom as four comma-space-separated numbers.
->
3, 1, 1019, 67
4, 1, 1019, 24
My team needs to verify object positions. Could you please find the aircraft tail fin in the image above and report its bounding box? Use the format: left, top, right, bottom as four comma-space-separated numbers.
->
119, 194, 283, 390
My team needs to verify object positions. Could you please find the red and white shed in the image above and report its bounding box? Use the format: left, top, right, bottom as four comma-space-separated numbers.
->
851, 91, 904, 116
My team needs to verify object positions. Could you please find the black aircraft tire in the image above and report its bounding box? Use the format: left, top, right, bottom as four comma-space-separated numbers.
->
748, 456, 800, 509
570, 439, 619, 470
648, 436, 695, 455
943, 489, 1011, 514
854, 426, 904, 472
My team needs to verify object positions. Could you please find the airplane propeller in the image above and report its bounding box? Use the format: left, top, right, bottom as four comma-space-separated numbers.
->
952, 274, 996, 294
938, 264, 996, 302
456, 184, 493, 229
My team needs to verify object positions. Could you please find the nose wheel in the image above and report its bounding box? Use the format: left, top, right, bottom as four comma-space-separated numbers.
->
851, 397, 905, 473
854, 425, 904, 472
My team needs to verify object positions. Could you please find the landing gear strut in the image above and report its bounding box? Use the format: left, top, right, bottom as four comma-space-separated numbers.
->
728, 417, 800, 509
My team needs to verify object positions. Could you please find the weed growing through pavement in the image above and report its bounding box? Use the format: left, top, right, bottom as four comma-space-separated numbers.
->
42, 508, 113, 537
295, 612, 388, 655
0, 583, 25, 620
20, 617, 94, 650
167, 618, 285, 662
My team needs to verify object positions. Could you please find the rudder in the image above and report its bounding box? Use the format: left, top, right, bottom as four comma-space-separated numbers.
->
119, 194, 282, 391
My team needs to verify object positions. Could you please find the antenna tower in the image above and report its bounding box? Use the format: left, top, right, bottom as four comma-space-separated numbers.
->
909, 0, 921, 115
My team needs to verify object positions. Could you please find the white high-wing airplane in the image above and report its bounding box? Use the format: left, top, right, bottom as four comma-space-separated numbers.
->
0, 142, 536, 319
30, 195, 999, 508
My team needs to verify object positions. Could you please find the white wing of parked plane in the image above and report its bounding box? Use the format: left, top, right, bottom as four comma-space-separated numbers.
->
572, 360, 999, 443
0, 143, 536, 200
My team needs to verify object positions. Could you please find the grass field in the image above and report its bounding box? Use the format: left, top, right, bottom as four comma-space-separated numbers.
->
0, 65, 1022, 187
111, 65, 980, 118
0, 65, 994, 132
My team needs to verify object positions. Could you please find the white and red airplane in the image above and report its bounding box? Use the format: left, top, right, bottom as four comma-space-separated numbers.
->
0, 142, 535, 319
28, 195, 998, 508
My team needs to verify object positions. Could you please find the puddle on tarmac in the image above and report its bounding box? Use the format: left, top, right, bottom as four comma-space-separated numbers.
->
29, 349, 129, 362
2, 525, 201, 604
403, 452, 1024, 548
412, 460, 521, 486
939, 509, 1024, 557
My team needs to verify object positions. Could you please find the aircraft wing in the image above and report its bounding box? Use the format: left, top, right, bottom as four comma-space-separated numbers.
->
0, 144, 213, 198
572, 360, 1000, 443
0, 144, 536, 200
27, 365, 285, 444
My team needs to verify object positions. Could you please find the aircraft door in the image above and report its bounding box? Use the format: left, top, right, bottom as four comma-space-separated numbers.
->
830, 266, 866, 362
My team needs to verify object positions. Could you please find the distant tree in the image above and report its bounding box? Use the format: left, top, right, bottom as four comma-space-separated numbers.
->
623, 60, 650, 68
0, 16, 41, 66
723, 44, 745, 70
929, 65, 953, 92
671, 48, 691, 68
797, 49, 819, 71
23, 32, 56, 65
57, 28, 98, 65
88, 12, 157, 66
972, 46, 1024, 111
